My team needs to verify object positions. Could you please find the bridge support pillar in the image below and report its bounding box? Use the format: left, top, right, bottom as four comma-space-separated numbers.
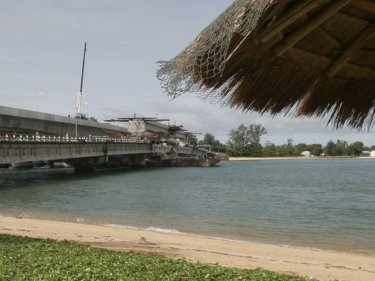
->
11, 161, 34, 169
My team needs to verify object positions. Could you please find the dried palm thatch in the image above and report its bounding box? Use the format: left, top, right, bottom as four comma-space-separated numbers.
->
157, 0, 375, 129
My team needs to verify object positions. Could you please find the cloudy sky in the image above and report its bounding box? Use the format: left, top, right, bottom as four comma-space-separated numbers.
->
1, 0, 374, 146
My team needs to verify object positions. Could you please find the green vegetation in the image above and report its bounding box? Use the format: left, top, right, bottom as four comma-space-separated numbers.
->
200, 123, 373, 157
198, 133, 226, 153
227, 124, 267, 157
0, 234, 310, 281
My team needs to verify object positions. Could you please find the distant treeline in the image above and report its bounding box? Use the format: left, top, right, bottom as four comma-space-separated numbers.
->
192, 124, 374, 157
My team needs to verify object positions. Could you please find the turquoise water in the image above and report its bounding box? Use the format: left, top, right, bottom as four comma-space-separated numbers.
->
0, 159, 374, 255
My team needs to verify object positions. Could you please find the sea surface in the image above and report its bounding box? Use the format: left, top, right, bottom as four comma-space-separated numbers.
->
0, 159, 374, 255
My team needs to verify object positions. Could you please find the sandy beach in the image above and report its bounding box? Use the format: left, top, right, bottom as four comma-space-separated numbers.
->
0, 215, 374, 281
229, 157, 306, 161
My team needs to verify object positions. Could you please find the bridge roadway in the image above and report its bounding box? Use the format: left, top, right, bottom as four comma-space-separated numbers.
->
0, 106, 128, 137
0, 136, 151, 168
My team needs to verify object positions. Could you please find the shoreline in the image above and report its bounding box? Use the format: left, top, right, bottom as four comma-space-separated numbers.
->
3, 212, 373, 256
1, 215, 374, 281
228, 156, 375, 161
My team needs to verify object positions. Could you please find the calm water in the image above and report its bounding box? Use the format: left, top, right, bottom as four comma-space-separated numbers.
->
0, 159, 374, 255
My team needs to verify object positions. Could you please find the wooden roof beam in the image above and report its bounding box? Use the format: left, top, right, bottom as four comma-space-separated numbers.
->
325, 23, 375, 77
337, 11, 370, 26
273, 0, 353, 57
350, 0, 375, 14
260, 0, 324, 43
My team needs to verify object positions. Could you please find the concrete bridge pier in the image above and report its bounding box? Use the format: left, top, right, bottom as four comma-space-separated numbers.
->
104, 154, 149, 167
127, 153, 148, 167
11, 161, 34, 169
65, 156, 108, 171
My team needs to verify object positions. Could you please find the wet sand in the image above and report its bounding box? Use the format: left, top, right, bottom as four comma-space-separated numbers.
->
0, 215, 374, 281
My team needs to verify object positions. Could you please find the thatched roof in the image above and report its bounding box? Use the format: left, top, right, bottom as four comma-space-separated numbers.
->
158, 0, 375, 129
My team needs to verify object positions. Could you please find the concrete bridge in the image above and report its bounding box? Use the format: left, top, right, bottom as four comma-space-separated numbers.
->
0, 106, 220, 168
0, 136, 151, 169
0, 106, 128, 137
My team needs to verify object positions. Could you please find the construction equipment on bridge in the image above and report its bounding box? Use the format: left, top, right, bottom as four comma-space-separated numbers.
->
76, 42, 87, 120
105, 116, 220, 167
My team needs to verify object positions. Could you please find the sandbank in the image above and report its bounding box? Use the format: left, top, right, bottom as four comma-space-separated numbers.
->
229, 157, 306, 161
0, 215, 374, 281
228, 156, 375, 161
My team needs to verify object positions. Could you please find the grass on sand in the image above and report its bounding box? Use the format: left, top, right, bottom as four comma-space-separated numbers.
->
0, 234, 312, 281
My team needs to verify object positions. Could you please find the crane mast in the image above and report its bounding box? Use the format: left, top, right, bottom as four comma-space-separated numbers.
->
76, 42, 87, 116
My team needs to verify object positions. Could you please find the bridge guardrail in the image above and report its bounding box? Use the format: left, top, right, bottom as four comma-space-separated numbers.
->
0, 134, 150, 144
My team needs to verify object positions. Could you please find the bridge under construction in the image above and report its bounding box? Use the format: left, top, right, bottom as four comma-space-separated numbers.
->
0, 106, 220, 169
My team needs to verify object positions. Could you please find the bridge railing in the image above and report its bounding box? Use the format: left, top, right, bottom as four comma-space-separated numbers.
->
0, 134, 150, 144
0, 137, 152, 164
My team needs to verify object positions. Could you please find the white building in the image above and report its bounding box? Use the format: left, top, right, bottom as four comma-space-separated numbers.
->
362, 151, 371, 156
371, 151, 375, 157
300, 151, 312, 157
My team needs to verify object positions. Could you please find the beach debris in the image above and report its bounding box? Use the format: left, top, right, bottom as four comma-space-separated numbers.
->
138, 234, 156, 245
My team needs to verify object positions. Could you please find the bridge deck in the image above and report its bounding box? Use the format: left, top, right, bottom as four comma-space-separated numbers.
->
0, 105, 128, 137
